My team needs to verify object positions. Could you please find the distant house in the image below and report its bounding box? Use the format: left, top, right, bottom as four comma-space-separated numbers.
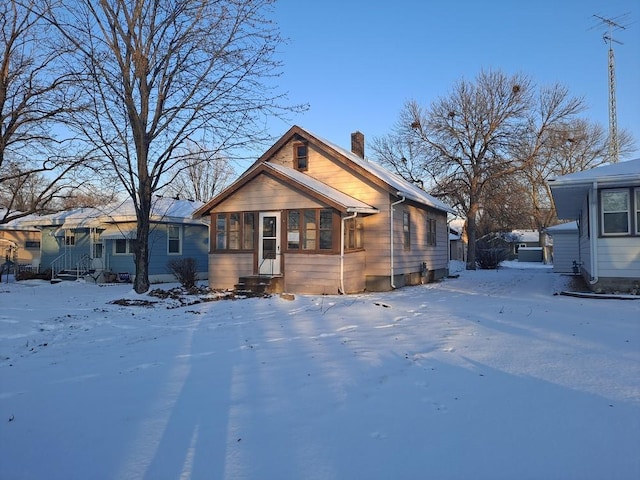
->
194, 126, 455, 294
548, 158, 640, 292
545, 221, 579, 274
21, 197, 209, 283
0, 210, 41, 271
449, 218, 466, 262
510, 230, 547, 263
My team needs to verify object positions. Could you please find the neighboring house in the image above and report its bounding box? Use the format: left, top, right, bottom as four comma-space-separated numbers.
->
545, 221, 579, 274
0, 210, 41, 270
194, 126, 455, 294
21, 197, 209, 283
510, 230, 547, 263
548, 158, 640, 292
449, 218, 466, 262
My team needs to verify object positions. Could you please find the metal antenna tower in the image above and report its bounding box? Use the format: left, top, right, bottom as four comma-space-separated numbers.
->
593, 14, 628, 163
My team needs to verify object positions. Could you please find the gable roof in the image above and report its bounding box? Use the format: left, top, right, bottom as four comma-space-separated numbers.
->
549, 158, 640, 219
195, 125, 455, 217
193, 162, 378, 216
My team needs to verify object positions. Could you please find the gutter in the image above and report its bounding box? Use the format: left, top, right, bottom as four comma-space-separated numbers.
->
589, 180, 599, 285
390, 193, 406, 289
339, 212, 358, 294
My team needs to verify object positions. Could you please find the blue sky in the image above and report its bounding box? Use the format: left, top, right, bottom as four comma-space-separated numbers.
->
262, 0, 640, 163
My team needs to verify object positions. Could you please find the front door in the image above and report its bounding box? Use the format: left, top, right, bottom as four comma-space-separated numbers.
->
258, 212, 281, 275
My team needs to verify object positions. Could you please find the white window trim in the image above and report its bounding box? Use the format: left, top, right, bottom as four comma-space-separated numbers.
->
113, 239, 135, 255
601, 188, 631, 236
167, 225, 183, 255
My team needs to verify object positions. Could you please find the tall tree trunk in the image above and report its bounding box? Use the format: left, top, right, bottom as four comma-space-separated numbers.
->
466, 201, 479, 270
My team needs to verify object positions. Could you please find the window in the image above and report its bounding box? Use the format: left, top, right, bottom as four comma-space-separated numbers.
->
168, 225, 182, 254
65, 234, 75, 246
294, 143, 308, 171
228, 214, 240, 250
601, 189, 630, 235
344, 216, 364, 250
215, 212, 256, 251
427, 218, 437, 246
403, 211, 410, 249
93, 243, 103, 259
287, 209, 334, 252
25, 241, 40, 249
114, 239, 136, 254
243, 213, 255, 249
287, 211, 300, 249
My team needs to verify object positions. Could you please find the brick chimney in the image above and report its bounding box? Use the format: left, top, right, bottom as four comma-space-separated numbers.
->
351, 131, 365, 159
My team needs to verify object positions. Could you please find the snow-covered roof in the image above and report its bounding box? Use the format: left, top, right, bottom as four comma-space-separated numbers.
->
302, 127, 456, 214
549, 158, 640, 185
545, 221, 578, 234
511, 230, 540, 243
0, 210, 41, 231
19, 197, 206, 229
549, 158, 640, 219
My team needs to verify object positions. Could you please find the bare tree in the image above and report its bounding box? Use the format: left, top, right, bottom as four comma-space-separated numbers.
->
0, 0, 88, 223
54, 0, 304, 293
373, 70, 585, 269
162, 145, 235, 202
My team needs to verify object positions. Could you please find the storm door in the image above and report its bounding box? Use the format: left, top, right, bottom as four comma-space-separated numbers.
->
258, 212, 281, 275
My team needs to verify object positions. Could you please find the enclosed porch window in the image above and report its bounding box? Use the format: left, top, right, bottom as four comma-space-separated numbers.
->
286, 209, 335, 252
215, 212, 256, 251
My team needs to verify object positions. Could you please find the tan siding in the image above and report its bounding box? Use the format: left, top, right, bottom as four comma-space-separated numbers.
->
214, 175, 323, 212
208, 253, 254, 289
284, 254, 342, 294
388, 204, 449, 274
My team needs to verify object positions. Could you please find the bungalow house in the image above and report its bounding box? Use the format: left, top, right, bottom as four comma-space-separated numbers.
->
545, 221, 579, 274
194, 126, 455, 294
548, 158, 640, 293
21, 197, 209, 283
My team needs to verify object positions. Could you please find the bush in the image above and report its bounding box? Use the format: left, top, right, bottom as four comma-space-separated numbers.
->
167, 258, 198, 289
475, 247, 508, 269
475, 235, 508, 269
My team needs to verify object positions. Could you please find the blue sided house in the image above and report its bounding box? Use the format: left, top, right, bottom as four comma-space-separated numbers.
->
23, 197, 209, 283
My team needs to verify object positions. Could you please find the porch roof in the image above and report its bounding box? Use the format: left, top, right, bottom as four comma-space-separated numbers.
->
548, 158, 640, 219
100, 224, 137, 240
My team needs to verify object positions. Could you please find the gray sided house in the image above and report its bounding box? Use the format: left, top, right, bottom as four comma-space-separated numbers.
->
23, 197, 209, 283
549, 158, 640, 292
545, 222, 579, 274
194, 126, 455, 295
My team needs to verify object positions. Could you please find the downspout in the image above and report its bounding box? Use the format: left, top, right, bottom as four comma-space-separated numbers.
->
340, 212, 358, 294
390, 193, 406, 289
589, 180, 599, 284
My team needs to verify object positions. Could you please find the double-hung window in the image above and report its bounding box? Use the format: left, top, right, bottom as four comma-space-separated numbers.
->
294, 143, 308, 171
426, 218, 437, 246
403, 211, 411, 249
168, 225, 182, 254
344, 216, 364, 250
601, 189, 630, 235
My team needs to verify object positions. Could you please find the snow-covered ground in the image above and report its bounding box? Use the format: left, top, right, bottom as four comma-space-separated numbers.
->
1, 262, 639, 480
